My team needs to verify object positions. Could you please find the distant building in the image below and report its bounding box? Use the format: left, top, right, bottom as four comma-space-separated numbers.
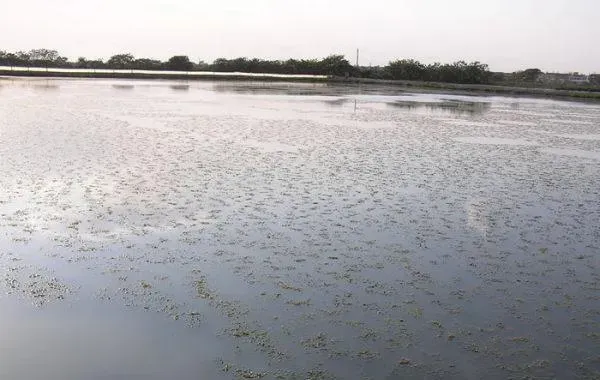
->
568, 73, 590, 84
539, 72, 589, 85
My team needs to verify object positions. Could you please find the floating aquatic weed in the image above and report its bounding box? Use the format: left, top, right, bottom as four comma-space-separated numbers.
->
287, 299, 311, 306
194, 278, 213, 299
359, 328, 379, 341
355, 349, 379, 360
2, 267, 71, 307
236, 369, 266, 379
277, 281, 302, 291
1, 79, 599, 379
301, 333, 329, 349
388, 99, 491, 115
509, 336, 529, 343
407, 306, 424, 319
430, 320, 444, 329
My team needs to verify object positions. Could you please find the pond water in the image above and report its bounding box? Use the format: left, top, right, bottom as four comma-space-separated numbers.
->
0, 77, 599, 379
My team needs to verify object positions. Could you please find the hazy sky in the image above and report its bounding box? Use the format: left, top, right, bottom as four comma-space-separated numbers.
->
1, 0, 598, 73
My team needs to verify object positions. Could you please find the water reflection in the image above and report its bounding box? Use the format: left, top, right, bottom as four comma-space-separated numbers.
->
388, 99, 491, 115
466, 198, 491, 237
1, 77, 599, 380
170, 84, 190, 91
213, 82, 330, 96
321, 98, 359, 112
322, 98, 348, 107
0, 299, 226, 380
31, 83, 60, 91
112, 84, 135, 90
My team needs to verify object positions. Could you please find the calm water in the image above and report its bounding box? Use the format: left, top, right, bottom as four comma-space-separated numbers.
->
1, 77, 599, 379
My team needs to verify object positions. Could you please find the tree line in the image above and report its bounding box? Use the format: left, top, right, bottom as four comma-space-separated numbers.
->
0, 49, 356, 76
361, 59, 491, 84
7, 48, 581, 86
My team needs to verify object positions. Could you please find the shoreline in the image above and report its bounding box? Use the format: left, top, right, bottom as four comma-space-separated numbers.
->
0, 68, 328, 83
2, 69, 600, 102
330, 76, 600, 101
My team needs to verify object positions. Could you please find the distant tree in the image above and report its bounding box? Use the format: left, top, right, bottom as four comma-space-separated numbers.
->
166, 55, 193, 71
211, 58, 230, 72
520, 68, 543, 82
24, 49, 68, 67
74, 57, 104, 69
16, 51, 30, 61
321, 55, 353, 76
387, 59, 426, 80
28, 49, 59, 61
284, 59, 299, 74
133, 58, 163, 70
0, 51, 30, 66
230, 57, 250, 72
208, 55, 352, 76
462, 61, 490, 84
385, 59, 490, 84
76, 57, 88, 68
107, 54, 135, 69
0, 52, 26, 66
0, 47, 506, 85
488, 71, 508, 84
357, 65, 390, 79
88, 59, 105, 69
195, 60, 210, 71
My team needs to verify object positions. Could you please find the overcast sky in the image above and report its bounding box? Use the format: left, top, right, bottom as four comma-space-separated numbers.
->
1, 0, 598, 73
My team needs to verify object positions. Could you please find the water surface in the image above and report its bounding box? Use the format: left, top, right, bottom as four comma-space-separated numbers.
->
1, 78, 599, 379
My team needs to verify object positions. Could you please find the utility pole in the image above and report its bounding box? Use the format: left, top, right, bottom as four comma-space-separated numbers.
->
356, 48, 359, 68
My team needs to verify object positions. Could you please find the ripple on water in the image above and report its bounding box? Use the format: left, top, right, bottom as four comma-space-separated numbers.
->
239, 139, 300, 153
555, 133, 600, 141
453, 136, 539, 146
540, 147, 600, 160
1, 78, 600, 380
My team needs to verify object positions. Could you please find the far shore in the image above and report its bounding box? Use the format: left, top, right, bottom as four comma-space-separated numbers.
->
330, 76, 600, 101
2, 67, 600, 102
0, 66, 328, 83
